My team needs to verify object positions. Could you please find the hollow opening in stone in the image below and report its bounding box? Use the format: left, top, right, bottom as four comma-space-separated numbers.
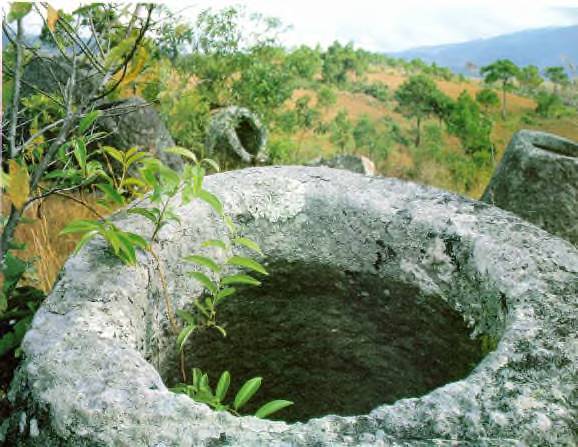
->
165, 263, 487, 423
235, 117, 261, 156
531, 135, 578, 157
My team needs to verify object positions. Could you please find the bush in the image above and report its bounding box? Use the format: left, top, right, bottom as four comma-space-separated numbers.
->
535, 92, 568, 118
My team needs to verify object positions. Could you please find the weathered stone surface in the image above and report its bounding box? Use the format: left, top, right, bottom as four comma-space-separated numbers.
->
205, 106, 268, 164
307, 154, 376, 175
5, 167, 577, 446
99, 96, 183, 171
482, 130, 577, 245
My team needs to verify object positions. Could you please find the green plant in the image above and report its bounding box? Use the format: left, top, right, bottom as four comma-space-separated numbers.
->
172, 368, 293, 418
480, 59, 520, 119
394, 74, 444, 147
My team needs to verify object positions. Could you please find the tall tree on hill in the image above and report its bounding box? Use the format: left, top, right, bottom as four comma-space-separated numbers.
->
394, 75, 442, 147
480, 59, 520, 119
544, 66, 569, 93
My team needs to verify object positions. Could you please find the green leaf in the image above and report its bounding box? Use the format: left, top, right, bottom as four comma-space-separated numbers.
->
201, 239, 227, 250
60, 219, 102, 235
102, 146, 125, 164
115, 231, 138, 265
215, 371, 230, 402
184, 255, 220, 273
123, 232, 150, 251
233, 237, 263, 255
227, 256, 268, 276
164, 146, 198, 163
8, 2, 32, 22
72, 230, 98, 254
126, 151, 149, 168
198, 189, 223, 216
96, 183, 125, 206
214, 287, 235, 306
127, 207, 159, 224
201, 158, 220, 172
73, 138, 87, 170
176, 324, 196, 352
221, 274, 261, 287
78, 110, 101, 134
224, 215, 237, 234
175, 309, 196, 325
234, 377, 262, 410
255, 400, 294, 419
187, 272, 218, 295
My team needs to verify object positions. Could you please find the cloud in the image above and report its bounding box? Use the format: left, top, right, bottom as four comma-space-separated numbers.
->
8, 0, 578, 52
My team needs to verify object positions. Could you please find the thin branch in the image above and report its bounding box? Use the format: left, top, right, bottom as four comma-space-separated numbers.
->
8, 17, 23, 157
91, 4, 154, 102
20, 118, 65, 152
2, 64, 66, 108
88, 13, 105, 59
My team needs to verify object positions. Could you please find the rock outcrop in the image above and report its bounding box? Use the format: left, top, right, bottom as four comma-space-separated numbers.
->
482, 130, 577, 244
99, 96, 183, 171
307, 154, 376, 175
205, 107, 268, 164
4, 167, 577, 446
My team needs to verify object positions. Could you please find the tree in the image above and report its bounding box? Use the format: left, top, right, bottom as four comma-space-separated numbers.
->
447, 91, 493, 155
480, 59, 520, 119
544, 66, 569, 93
353, 115, 377, 153
476, 88, 500, 113
0, 2, 154, 361
285, 45, 322, 80
517, 65, 543, 93
394, 75, 442, 146
330, 110, 353, 152
322, 41, 365, 84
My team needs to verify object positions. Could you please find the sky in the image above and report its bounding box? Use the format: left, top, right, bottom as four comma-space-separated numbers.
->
9, 0, 578, 52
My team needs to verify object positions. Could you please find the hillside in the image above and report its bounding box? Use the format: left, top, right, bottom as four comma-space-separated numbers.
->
286, 65, 578, 198
391, 25, 578, 75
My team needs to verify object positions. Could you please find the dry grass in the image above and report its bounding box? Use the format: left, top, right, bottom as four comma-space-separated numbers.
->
2, 193, 109, 293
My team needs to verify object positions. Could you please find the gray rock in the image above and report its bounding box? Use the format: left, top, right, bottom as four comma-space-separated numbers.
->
99, 96, 183, 171
481, 130, 577, 245
205, 106, 268, 164
6, 167, 577, 446
307, 154, 376, 175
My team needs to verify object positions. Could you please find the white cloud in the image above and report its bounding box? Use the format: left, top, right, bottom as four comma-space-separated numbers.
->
7, 0, 578, 52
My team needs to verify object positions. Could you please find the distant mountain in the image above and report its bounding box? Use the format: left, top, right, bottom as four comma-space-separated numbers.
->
390, 25, 578, 76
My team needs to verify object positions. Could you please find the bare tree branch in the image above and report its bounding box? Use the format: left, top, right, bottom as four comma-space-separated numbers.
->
8, 17, 23, 157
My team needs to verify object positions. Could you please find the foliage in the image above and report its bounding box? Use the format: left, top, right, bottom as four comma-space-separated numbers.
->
353, 115, 391, 159
322, 41, 367, 84
516, 65, 543, 93
172, 368, 293, 418
317, 85, 337, 108
330, 110, 353, 152
535, 91, 572, 118
447, 91, 493, 155
349, 81, 390, 102
394, 75, 444, 146
285, 45, 322, 80
544, 66, 569, 89
480, 59, 520, 118
476, 88, 500, 112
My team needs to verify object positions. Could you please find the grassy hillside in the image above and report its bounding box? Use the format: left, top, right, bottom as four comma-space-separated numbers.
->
276, 65, 578, 198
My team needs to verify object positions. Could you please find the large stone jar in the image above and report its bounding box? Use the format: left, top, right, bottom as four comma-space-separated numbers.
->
5, 167, 577, 446
482, 129, 577, 245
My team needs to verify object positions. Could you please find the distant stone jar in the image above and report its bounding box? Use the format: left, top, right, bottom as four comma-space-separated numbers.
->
307, 154, 376, 175
205, 106, 268, 165
482, 130, 577, 245
6, 167, 577, 446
